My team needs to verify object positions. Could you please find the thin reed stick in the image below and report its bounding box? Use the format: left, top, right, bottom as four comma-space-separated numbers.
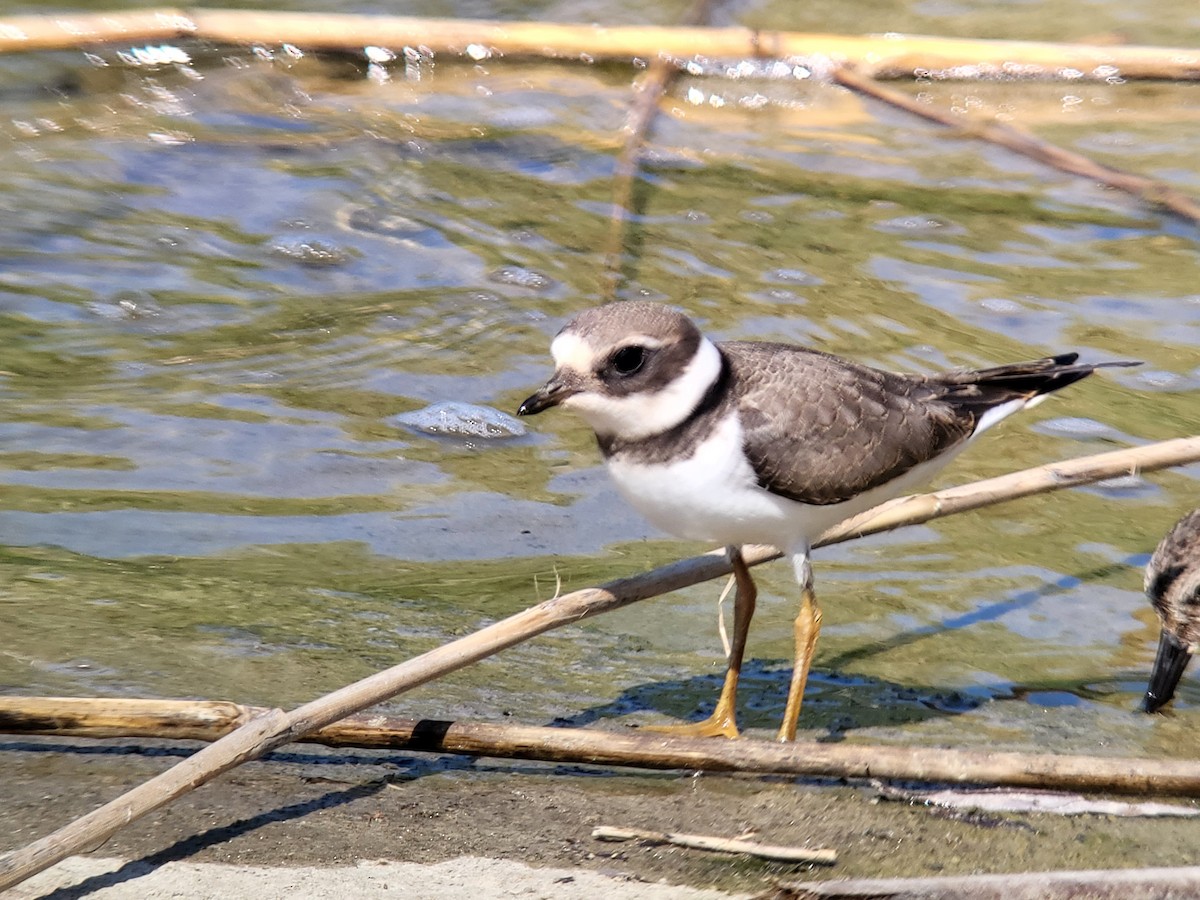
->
602, 0, 716, 297
832, 65, 1200, 225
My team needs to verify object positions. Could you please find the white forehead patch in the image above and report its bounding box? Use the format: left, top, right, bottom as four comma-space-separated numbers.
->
550, 331, 595, 372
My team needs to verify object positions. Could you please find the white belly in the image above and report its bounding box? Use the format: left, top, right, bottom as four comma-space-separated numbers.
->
604, 412, 967, 551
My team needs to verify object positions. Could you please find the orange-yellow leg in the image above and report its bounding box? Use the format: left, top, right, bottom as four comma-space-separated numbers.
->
778, 560, 822, 742
648, 547, 756, 739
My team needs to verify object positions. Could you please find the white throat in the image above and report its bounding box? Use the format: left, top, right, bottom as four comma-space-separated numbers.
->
562, 336, 723, 441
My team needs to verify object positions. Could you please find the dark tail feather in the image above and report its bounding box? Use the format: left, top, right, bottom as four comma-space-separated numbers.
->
936, 355, 1140, 418
951, 354, 1140, 398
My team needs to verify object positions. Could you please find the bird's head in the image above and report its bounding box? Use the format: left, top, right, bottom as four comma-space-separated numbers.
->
517, 301, 722, 441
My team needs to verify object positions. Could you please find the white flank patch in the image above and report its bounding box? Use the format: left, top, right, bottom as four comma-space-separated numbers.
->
973, 396, 1035, 437
564, 337, 723, 440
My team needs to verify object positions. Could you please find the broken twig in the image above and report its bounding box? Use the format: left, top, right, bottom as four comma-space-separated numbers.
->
594, 825, 837, 864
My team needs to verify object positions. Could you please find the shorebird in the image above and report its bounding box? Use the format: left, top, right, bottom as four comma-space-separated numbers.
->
518, 301, 1135, 740
1143, 508, 1200, 713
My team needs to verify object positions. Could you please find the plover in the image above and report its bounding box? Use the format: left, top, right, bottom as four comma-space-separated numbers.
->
1143, 508, 1200, 713
518, 301, 1136, 740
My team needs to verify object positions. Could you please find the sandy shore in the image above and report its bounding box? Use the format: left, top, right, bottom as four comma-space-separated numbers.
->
7, 733, 1200, 898
9, 855, 750, 900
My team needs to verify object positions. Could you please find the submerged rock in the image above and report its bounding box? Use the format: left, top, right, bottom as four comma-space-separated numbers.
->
393, 401, 526, 439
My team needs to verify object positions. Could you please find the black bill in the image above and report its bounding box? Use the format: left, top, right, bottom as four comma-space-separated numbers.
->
517, 374, 578, 416
1144, 628, 1193, 713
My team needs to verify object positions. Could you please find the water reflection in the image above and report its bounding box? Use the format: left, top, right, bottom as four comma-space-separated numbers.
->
0, 38, 1197, 758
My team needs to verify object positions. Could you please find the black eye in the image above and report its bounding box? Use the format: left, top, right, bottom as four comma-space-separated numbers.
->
611, 345, 646, 376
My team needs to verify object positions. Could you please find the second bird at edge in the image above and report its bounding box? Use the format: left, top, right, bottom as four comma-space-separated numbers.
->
1144, 508, 1200, 714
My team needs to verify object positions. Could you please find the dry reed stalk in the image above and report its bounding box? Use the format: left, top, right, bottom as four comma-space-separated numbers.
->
2, 435, 1198, 890
832, 65, 1200, 225
0, 10, 1197, 82
8, 698, 1200, 801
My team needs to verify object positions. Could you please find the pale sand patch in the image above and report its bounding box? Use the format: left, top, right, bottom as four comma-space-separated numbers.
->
10, 855, 752, 900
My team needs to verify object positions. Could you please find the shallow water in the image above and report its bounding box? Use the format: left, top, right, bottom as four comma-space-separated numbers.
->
1, 3, 1199, 765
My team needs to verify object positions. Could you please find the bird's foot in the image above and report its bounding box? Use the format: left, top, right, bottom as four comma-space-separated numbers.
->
645, 712, 740, 740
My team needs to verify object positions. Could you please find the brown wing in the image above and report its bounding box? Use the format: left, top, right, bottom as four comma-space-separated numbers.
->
722, 342, 972, 506
721, 343, 1126, 506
